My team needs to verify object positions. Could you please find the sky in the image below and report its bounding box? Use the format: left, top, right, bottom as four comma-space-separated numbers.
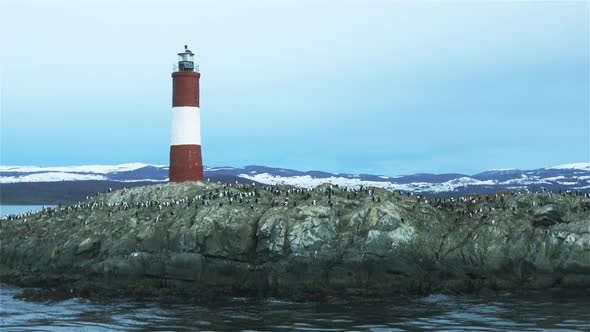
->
0, 0, 588, 175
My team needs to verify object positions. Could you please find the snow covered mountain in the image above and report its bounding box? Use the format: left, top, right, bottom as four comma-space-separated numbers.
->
1, 163, 589, 197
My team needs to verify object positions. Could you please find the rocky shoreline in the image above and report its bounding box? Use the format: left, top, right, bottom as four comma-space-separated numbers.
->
1, 182, 589, 301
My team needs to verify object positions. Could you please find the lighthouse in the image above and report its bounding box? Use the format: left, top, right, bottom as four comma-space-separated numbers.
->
169, 45, 203, 182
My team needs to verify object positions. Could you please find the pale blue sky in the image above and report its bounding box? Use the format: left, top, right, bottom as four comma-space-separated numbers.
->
1, 0, 588, 175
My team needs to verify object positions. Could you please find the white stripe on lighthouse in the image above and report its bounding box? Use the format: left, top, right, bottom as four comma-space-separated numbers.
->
171, 106, 201, 145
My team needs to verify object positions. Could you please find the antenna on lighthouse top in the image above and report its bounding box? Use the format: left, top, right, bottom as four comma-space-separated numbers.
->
184, 44, 188, 50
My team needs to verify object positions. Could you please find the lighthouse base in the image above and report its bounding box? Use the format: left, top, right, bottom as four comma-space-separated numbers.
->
169, 144, 203, 182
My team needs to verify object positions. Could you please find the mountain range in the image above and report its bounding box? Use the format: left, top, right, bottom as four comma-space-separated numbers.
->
1, 162, 589, 204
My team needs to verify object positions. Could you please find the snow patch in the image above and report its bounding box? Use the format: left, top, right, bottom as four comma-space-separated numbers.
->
549, 163, 590, 171
0, 163, 152, 174
500, 177, 550, 186
543, 176, 565, 181
207, 167, 238, 172
0, 172, 107, 183
238, 174, 498, 193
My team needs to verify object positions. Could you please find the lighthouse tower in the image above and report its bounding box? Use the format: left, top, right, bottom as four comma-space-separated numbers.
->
169, 45, 203, 182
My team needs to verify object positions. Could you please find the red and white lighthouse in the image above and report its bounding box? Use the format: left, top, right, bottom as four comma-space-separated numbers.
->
169, 45, 203, 182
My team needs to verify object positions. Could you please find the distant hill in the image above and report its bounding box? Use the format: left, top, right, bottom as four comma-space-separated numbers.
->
1, 163, 588, 204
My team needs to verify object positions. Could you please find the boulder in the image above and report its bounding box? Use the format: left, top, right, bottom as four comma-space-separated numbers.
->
532, 204, 564, 227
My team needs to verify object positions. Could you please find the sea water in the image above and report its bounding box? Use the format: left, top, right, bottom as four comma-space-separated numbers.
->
0, 284, 588, 331
0, 205, 54, 218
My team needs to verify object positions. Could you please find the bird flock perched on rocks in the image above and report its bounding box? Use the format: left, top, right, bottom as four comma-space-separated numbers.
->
1, 181, 589, 233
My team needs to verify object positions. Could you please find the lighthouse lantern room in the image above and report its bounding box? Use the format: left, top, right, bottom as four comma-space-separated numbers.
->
177, 46, 196, 71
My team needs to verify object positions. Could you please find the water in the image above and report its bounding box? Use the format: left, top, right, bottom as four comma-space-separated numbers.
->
0, 205, 54, 218
1, 284, 588, 331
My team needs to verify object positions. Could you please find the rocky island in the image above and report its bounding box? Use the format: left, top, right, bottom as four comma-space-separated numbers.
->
1, 182, 589, 300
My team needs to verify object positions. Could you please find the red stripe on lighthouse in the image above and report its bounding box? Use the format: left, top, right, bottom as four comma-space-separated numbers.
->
172, 72, 200, 107
169, 59, 203, 182
169, 145, 203, 182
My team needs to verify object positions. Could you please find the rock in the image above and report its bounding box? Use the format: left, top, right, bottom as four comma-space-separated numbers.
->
532, 204, 564, 227
165, 253, 202, 281
256, 215, 287, 256
76, 237, 101, 257
1, 182, 589, 300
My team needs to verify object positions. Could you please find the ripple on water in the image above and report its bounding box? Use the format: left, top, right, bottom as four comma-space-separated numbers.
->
1, 284, 589, 331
